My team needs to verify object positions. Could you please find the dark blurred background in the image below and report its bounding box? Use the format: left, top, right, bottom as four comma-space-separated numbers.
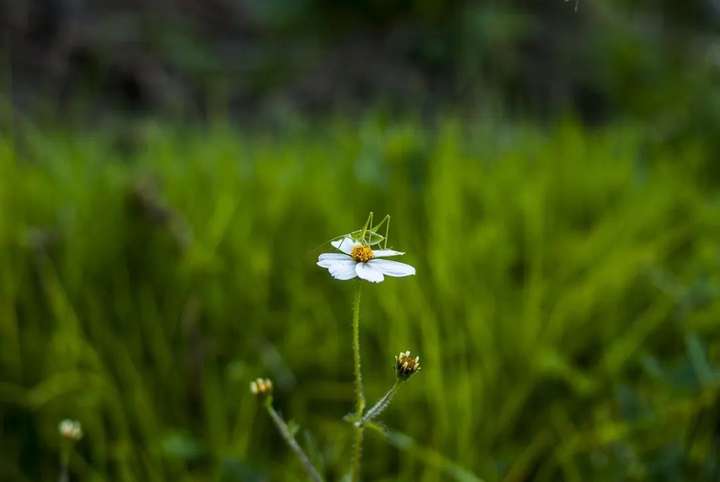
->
2, 0, 720, 125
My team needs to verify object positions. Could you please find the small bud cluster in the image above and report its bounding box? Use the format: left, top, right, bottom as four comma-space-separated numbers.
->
58, 419, 83, 442
395, 350, 421, 380
250, 378, 273, 398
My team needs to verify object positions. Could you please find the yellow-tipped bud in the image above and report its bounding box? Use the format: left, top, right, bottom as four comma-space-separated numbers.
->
250, 378, 273, 398
395, 350, 421, 381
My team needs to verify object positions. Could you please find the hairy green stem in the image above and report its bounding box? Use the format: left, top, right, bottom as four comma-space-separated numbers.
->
265, 403, 324, 482
351, 285, 364, 482
352, 286, 365, 414
351, 426, 364, 482
359, 380, 400, 426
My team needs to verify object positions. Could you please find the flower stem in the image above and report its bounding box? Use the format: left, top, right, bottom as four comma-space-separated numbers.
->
351, 424, 364, 482
265, 402, 324, 482
351, 285, 365, 482
58, 445, 70, 482
358, 380, 400, 426
352, 285, 365, 415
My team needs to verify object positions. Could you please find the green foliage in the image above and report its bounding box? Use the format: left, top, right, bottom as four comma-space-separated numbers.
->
1, 118, 720, 481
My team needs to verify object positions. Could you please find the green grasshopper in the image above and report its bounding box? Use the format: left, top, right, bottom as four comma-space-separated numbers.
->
330, 211, 391, 249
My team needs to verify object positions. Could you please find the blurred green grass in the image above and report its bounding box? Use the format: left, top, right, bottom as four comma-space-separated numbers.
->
1, 117, 720, 482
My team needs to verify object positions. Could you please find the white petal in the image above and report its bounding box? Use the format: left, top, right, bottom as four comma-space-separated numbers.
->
326, 260, 358, 280
355, 262, 384, 283
331, 237, 356, 255
373, 249, 405, 257
317, 253, 352, 267
319, 253, 352, 260
368, 259, 416, 277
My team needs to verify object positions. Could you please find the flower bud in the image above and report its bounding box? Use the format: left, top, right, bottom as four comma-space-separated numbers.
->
250, 378, 273, 398
395, 351, 421, 381
58, 419, 83, 442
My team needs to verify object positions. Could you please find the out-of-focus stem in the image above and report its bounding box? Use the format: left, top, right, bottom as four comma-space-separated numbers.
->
58, 445, 70, 482
265, 403, 323, 482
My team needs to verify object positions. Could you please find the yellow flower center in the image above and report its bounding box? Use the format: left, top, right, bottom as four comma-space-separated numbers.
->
351, 244, 374, 263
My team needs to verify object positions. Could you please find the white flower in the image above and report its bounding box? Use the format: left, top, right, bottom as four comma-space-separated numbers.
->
317, 237, 416, 283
